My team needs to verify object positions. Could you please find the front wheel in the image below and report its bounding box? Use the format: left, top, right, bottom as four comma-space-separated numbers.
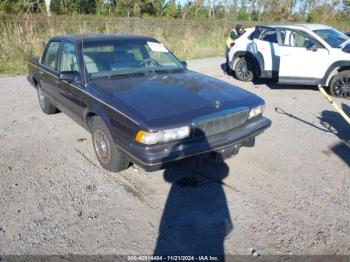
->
329, 70, 350, 98
234, 57, 254, 82
37, 85, 58, 114
91, 117, 129, 172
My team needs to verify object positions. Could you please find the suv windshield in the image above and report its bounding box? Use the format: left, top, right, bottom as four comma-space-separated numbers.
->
313, 28, 349, 48
82, 39, 184, 79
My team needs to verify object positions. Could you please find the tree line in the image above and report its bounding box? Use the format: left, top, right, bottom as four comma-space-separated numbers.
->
0, 0, 350, 24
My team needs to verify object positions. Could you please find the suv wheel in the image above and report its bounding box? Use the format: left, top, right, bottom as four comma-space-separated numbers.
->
37, 85, 58, 114
91, 116, 129, 172
234, 57, 255, 82
329, 70, 350, 98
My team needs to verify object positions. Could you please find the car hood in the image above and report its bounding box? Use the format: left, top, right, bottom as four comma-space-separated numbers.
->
87, 70, 263, 130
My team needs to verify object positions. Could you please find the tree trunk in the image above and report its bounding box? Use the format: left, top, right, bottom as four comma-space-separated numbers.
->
45, 0, 51, 16
208, 0, 211, 17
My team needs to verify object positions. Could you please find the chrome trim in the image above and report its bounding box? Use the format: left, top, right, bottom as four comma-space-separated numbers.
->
28, 62, 58, 79
29, 62, 139, 125
192, 107, 249, 124
64, 81, 139, 125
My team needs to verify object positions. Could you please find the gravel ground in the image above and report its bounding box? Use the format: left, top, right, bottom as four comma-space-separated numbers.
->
0, 57, 349, 256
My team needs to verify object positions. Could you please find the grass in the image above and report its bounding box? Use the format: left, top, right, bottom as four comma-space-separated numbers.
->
0, 15, 239, 75
0, 15, 349, 75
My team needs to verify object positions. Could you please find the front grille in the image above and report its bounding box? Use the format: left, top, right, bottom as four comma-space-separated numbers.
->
193, 108, 249, 137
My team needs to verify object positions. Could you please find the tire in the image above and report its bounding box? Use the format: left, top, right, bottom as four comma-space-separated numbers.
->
329, 70, 350, 98
37, 85, 58, 114
91, 116, 129, 172
234, 57, 255, 82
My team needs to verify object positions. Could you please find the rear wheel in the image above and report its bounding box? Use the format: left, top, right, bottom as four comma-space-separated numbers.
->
37, 85, 58, 114
234, 57, 255, 82
91, 117, 129, 172
329, 70, 350, 98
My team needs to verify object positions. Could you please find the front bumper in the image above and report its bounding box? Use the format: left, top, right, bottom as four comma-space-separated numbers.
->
118, 116, 271, 172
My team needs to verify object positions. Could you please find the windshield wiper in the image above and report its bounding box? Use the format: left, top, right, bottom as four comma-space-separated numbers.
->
107, 71, 148, 77
90, 67, 183, 80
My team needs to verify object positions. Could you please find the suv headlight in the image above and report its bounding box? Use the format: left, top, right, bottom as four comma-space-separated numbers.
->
249, 104, 265, 119
135, 126, 190, 145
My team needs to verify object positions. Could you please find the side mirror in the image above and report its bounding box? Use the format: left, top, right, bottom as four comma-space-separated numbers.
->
181, 61, 188, 68
59, 71, 81, 83
307, 44, 318, 52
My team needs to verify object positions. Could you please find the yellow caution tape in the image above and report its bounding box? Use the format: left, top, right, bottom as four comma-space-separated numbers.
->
318, 85, 350, 125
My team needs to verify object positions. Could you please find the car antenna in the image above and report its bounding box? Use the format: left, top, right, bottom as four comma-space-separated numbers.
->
80, 28, 88, 87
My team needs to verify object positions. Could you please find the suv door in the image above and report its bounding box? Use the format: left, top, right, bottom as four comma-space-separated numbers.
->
252, 26, 280, 78
277, 28, 330, 84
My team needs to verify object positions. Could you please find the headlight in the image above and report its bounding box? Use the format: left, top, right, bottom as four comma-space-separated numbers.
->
249, 104, 265, 119
135, 126, 190, 145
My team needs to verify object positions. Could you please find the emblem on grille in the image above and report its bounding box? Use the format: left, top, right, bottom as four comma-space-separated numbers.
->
215, 100, 220, 109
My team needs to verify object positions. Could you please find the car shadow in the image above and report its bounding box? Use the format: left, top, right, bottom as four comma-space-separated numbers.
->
154, 131, 233, 257
274, 107, 331, 133
275, 104, 350, 167
252, 78, 319, 91
318, 103, 350, 167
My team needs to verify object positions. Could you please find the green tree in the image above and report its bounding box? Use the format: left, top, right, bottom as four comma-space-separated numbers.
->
50, 0, 62, 14
164, 0, 177, 17
0, 0, 45, 14
76, 0, 97, 14
237, 6, 249, 20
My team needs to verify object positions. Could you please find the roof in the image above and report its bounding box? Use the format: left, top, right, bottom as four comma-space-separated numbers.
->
51, 34, 157, 43
264, 23, 333, 31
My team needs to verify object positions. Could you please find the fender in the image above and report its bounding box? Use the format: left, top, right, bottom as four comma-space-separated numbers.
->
232, 51, 263, 77
83, 102, 140, 146
321, 61, 350, 86
83, 104, 112, 131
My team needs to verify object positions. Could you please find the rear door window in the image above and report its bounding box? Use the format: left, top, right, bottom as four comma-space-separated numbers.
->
250, 27, 278, 44
42, 41, 61, 70
260, 29, 278, 43
278, 29, 324, 48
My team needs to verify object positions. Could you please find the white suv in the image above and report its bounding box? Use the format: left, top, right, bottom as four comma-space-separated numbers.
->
227, 24, 350, 98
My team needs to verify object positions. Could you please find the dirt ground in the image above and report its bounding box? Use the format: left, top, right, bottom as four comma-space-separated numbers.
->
0, 57, 349, 256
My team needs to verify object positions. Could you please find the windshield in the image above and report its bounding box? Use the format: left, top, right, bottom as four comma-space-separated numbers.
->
82, 39, 184, 79
313, 28, 349, 48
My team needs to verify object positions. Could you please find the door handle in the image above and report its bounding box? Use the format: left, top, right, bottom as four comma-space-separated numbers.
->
39, 70, 44, 75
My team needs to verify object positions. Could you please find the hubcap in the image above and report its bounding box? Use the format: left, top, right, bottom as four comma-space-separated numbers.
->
94, 129, 111, 165
334, 77, 350, 98
38, 87, 46, 108
237, 60, 252, 80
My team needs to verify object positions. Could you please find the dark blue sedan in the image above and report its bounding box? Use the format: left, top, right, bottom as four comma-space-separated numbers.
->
27, 34, 271, 172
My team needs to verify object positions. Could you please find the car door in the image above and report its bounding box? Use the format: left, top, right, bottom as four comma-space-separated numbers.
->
57, 41, 86, 124
276, 28, 330, 84
252, 26, 280, 78
39, 41, 61, 103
